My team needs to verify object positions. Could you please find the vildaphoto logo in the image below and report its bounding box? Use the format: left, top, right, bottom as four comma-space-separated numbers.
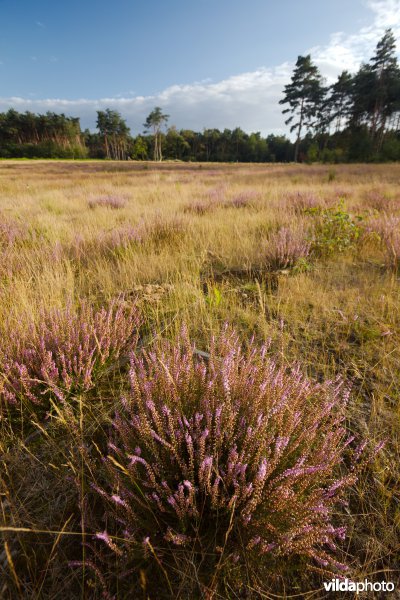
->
323, 579, 395, 594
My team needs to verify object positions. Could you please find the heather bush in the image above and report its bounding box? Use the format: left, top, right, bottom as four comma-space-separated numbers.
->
362, 189, 392, 212
364, 215, 399, 239
0, 218, 26, 278
286, 191, 322, 214
0, 299, 140, 413
88, 195, 127, 209
184, 188, 257, 215
66, 222, 147, 262
84, 328, 366, 597
264, 226, 311, 270
332, 187, 351, 200
183, 198, 213, 215
184, 187, 227, 215
0, 216, 30, 249
208, 185, 227, 204
68, 216, 185, 262
96, 224, 144, 253
226, 189, 259, 208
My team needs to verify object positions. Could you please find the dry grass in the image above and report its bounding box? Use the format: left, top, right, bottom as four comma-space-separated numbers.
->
0, 160, 399, 598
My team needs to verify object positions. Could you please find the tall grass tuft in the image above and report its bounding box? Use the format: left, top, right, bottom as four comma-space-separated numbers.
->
145, 213, 186, 245
366, 215, 400, 269
84, 327, 366, 596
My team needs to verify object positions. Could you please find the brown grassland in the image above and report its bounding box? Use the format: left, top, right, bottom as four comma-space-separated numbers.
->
0, 160, 399, 598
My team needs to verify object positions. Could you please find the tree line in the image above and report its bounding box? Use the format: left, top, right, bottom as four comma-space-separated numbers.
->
0, 109, 87, 158
0, 107, 293, 162
0, 29, 399, 163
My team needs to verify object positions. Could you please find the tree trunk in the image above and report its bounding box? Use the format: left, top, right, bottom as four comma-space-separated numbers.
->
294, 99, 304, 162
376, 114, 387, 152
105, 135, 110, 159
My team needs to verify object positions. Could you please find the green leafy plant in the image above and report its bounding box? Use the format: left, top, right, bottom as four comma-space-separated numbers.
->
312, 203, 362, 255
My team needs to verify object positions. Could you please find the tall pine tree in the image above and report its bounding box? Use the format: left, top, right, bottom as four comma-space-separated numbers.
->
369, 29, 400, 149
143, 107, 169, 161
280, 55, 324, 161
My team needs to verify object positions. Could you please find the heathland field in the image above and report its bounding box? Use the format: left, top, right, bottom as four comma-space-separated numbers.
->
0, 161, 399, 598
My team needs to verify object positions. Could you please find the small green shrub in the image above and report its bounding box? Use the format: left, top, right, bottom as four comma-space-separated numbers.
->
312, 204, 362, 255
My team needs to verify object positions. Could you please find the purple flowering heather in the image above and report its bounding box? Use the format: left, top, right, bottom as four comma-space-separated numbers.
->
0, 299, 139, 411
97, 224, 144, 252
183, 198, 214, 215
0, 217, 32, 279
88, 195, 127, 209
264, 226, 311, 270
185, 189, 258, 214
67, 224, 145, 262
208, 185, 227, 204
225, 190, 259, 208
184, 186, 227, 215
286, 192, 322, 213
87, 327, 370, 594
0, 218, 25, 248
363, 190, 392, 212
68, 215, 185, 261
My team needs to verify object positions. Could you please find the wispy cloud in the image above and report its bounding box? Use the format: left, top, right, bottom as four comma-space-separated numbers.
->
35, 21, 45, 28
2, 0, 399, 135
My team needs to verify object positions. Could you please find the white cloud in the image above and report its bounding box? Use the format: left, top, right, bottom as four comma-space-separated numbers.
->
1, 0, 400, 136
311, 0, 400, 81
0, 67, 292, 136
368, 0, 400, 28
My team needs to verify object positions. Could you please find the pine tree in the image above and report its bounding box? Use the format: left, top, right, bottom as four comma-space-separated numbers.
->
330, 71, 353, 132
280, 55, 324, 162
96, 109, 131, 160
369, 29, 400, 149
143, 107, 169, 161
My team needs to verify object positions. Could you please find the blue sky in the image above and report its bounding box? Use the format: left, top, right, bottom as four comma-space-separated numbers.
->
0, 0, 399, 134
